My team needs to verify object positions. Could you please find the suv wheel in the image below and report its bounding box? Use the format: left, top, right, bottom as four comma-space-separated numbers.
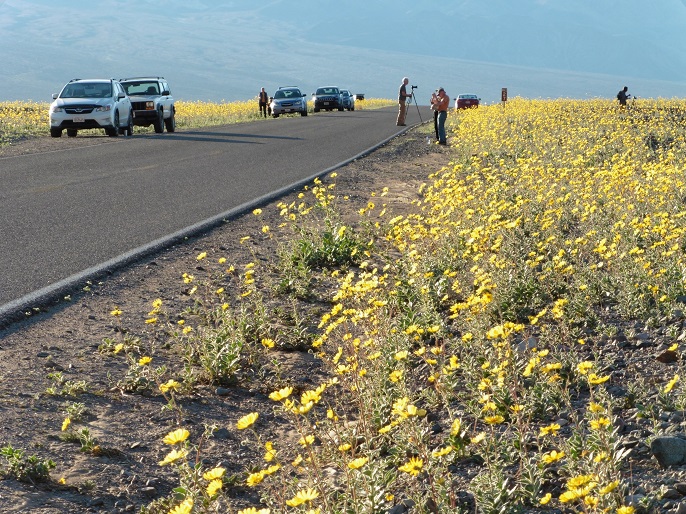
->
153, 110, 164, 133
66, 129, 77, 137
164, 108, 176, 132
106, 112, 120, 137
50, 128, 62, 138
300, 109, 307, 117
313, 107, 320, 113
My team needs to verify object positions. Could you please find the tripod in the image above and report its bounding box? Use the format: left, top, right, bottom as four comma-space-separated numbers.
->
408, 85, 423, 123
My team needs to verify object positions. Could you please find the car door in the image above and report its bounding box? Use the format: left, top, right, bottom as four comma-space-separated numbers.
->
160, 80, 171, 116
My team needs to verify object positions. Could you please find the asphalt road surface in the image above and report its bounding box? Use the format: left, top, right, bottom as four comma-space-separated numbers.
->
0, 106, 420, 316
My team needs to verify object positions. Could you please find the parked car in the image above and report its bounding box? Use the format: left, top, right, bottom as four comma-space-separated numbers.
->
270, 86, 308, 117
49, 78, 133, 138
340, 89, 355, 111
455, 94, 480, 109
312, 86, 343, 112
120, 77, 175, 133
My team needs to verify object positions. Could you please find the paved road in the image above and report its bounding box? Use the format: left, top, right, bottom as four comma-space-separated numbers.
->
0, 106, 419, 315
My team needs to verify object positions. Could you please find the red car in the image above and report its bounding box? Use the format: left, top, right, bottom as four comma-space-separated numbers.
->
455, 94, 480, 109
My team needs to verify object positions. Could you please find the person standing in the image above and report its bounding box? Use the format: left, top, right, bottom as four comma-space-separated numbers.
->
617, 86, 631, 107
430, 89, 439, 141
258, 87, 269, 118
397, 77, 412, 126
435, 87, 449, 145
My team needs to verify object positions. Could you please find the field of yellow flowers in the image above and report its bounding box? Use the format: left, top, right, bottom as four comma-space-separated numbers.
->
3, 97, 686, 514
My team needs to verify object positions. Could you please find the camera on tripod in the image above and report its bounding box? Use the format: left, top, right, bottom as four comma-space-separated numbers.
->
411, 85, 418, 90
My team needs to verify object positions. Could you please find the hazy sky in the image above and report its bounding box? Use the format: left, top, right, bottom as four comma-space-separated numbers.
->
2, 0, 686, 103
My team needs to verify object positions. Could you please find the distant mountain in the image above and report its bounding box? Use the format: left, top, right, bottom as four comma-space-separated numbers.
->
1, 0, 685, 103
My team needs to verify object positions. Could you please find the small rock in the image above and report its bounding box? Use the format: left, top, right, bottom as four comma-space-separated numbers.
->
517, 336, 538, 352
651, 436, 686, 467
664, 488, 683, 500
215, 387, 231, 396
213, 428, 230, 439
36, 351, 50, 358
387, 499, 416, 514
675, 502, 686, 514
658, 350, 680, 363
675, 482, 686, 495
140, 486, 157, 497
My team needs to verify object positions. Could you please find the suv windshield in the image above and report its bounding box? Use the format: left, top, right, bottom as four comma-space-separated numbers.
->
316, 87, 339, 95
61, 83, 112, 99
274, 89, 300, 99
122, 82, 159, 95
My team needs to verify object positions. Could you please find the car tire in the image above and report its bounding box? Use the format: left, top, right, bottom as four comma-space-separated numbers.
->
300, 110, 307, 116
338, 107, 344, 111
153, 109, 164, 133
272, 114, 279, 118
165, 108, 176, 132
107, 112, 120, 137
313, 108, 320, 113
66, 129, 77, 137
50, 128, 62, 138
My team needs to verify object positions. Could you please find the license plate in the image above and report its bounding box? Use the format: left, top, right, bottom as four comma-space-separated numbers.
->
285, 108, 292, 112
323, 102, 330, 106
73, 116, 85, 123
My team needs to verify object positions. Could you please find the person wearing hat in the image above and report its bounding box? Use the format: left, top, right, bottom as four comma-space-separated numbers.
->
397, 77, 412, 126
435, 87, 449, 145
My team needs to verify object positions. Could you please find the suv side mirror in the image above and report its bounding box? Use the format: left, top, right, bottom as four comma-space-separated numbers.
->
118, 92, 126, 99
52, 93, 58, 100
162, 90, 170, 96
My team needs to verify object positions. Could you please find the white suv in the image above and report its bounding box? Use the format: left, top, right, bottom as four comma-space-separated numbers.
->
49, 79, 133, 138
120, 77, 175, 133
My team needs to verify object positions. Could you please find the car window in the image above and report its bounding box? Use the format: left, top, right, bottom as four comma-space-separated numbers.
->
61, 83, 111, 98
122, 82, 160, 95
316, 88, 339, 95
275, 89, 300, 99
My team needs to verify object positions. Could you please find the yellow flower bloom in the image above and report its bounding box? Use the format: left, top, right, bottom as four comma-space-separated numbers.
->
398, 457, 423, 476
263, 441, 277, 462
541, 450, 565, 464
159, 380, 180, 393
158, 448, 188, 466
299, 434, 315, 446
236, 412, 259, 430
261, 338, 276, 349
539, 423, 561, 437
203, 467, 226, 481
237, 508, 270, 514
110, 307, 122, 316
61, 417, 71, 431
138, 356, 152, 366
539, 493, 551, 505
348, 456, 369, 470
246, 470, 265, 486
163, 428, 190, 445
664, 374, 679, 394
269, 387, 293, 401
196, 251, 207, 260
168, 498, 193, 514
617, 506, 635, 514
206, 478, 223, 496
286, 488, 319, 507
389, 370, 403, 382
588, 373, 610, 385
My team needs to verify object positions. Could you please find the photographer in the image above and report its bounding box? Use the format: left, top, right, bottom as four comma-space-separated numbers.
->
397, 77, 412, 126
430, 89, 439, 141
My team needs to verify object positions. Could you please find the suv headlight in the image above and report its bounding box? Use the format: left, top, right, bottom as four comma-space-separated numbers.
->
145, 101, 154, 110
94, 105, 112, 112
50, 106, 63, 113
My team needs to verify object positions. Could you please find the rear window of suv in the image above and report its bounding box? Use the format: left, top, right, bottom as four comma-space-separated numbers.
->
122, 82, 160, 95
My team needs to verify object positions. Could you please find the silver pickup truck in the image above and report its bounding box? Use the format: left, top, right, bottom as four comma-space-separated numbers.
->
120, 77, 175, 133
